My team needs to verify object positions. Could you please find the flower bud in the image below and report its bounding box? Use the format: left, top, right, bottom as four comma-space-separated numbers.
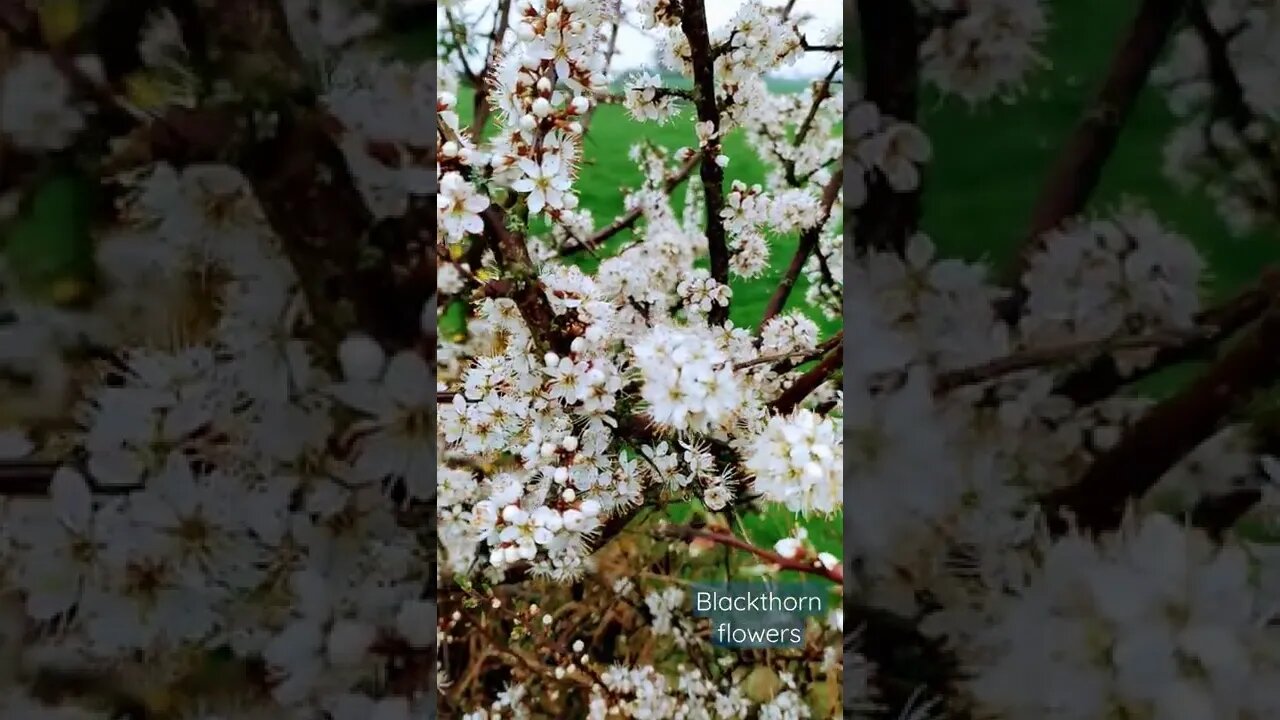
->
396, 600, 433, 648
326, 621, 376, 666
570, 96, 590, 114
532, 97, 553, 117
337, 334, 385, 382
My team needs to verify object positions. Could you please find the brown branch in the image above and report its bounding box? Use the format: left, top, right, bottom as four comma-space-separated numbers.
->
1188, 488, 1262, 540
1007, 0, 1191, 283
734, 332, 842, 371
245, 108, 375, 359
801, 40, 843, 53
480, 207, 573, 355
854, 0, 920, 254
679, 0, 730, 325
769, 343, 843, 415
1053, 274, 1274, 406
758, 168, 844, 329
658, 525, 843, 585
934, 329, 1213, 394
560, 152, 702, 257
1042, 295, 1280, 535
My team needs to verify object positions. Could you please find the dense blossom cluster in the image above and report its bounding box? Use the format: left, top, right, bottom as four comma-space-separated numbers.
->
435, 0, 1280, 717
0, 2, 434, 717
917, 0, 1050, 102
436, 0, 847, 717
1153, 0, 1280, 234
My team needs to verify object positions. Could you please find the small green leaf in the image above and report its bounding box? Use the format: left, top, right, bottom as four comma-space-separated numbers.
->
3, 171, 96, 303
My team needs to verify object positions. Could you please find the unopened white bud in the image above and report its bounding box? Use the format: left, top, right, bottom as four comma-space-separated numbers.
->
562, 436, 579, 452
571, 96, 590, 114
395, 600, 433, 649
715, 154, 730, 168
541, 442, 558, 457
537, 77, 553, 93
520, 114, 537, 130
562, 488, 577, 502
563, 508, 585, 531
327, 621, 376, 666
442, 140, 460, 157
532, 97, 553, 118
338, 334, 385, 381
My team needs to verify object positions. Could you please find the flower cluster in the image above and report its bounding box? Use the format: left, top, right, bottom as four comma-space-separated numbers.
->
1153, 0, 1280, 234
919, 0, 1050, 103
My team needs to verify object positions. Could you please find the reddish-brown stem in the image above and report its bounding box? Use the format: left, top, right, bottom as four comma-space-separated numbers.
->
769, 343, 844, 415
660, 525, 843, 585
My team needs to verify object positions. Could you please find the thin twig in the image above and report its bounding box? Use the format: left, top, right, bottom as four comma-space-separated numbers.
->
658, 524, 843, 585
934, 329, 1213, 394
769, 343, 843, 414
